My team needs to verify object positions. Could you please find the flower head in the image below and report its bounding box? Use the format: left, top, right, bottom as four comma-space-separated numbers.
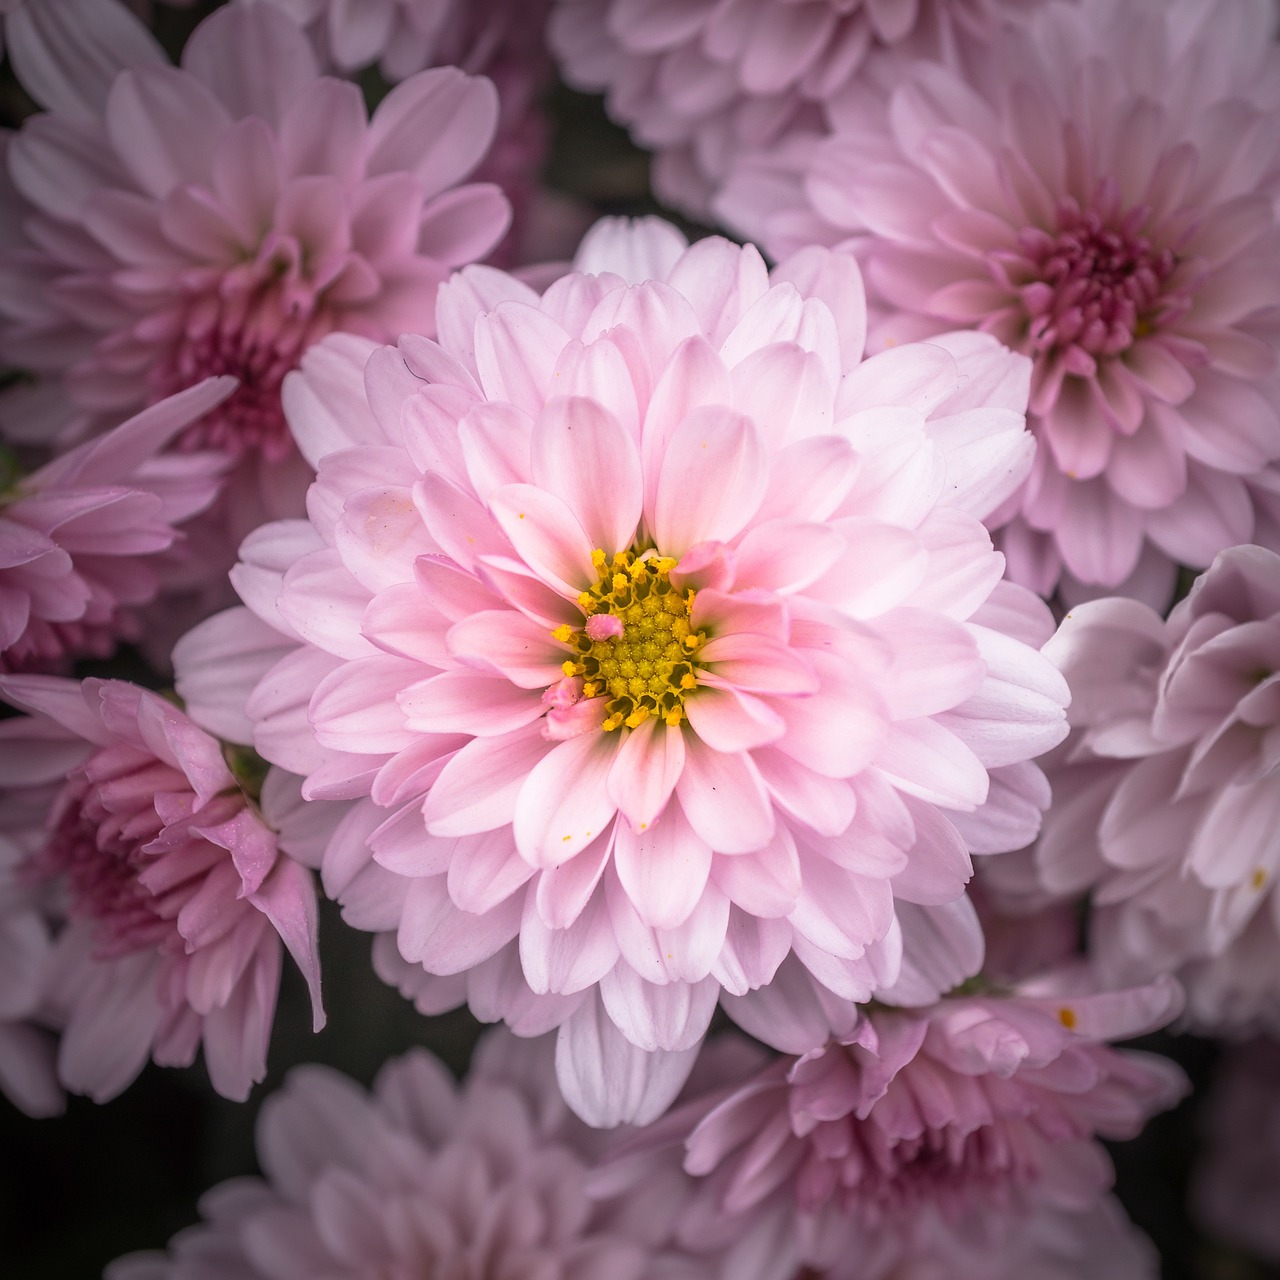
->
0, 674, 323, 1101
244, 0, 567, 269
0, 377, 231, 671
549, 0, 1015, 219
0, 0, 508, 476
184, 216, 1068, 1124
720, 0, 1280, 598
613, 978, 1184, 1280
106, 1029, 714, 1280
1030, 544, 1280, 1033
246, 0, 547, 84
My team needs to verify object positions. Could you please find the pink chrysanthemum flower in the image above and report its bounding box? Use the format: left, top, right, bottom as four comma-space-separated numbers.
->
107, 1029, 715, 1280
549, 0, 1014, 220
607, 978, 1184, 1280
243, 0, 545, 86
0, 0, 508, 487
1028, 545, 1280, 1034
720, 0, 1280, 601
0, 675, 324, 1102
0, 378, 231, 672
242, 0, 569, 269
179, 217, 1068, 1123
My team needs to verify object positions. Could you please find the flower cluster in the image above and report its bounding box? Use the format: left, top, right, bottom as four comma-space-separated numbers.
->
3, 0, 1278, 1274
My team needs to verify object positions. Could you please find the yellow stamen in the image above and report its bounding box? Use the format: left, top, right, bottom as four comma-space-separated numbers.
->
549, 547, 707, 732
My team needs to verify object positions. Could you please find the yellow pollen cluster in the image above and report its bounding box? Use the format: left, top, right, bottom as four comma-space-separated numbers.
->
553, 548, 705, 731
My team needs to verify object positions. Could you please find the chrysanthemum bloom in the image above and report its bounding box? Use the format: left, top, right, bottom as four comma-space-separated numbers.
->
0, 377, 231, 672
606, 978, 1184, 1280
241, 0, 570, 269
719, 0, 1280, 601
106, 1029, 715, 1280
178, 216, 1068, 1123
1190, 1039, 1280, 1264
549, 0, 1015, 220
243, 0, 546, 86
1029, 544, 1280, 1034
0, 675, 323, 1102
0, 0, 507, 494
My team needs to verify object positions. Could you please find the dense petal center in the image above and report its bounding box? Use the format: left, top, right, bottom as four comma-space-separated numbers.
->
1017, 197, 1180, 368
30, 741, 246, 961
146, 269, 338, 461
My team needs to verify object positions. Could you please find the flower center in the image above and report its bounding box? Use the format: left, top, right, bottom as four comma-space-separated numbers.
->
1018, 198, 1179, 367
28, 742, 248, 960
554, 548, 705, 732
147, 276, 335, 461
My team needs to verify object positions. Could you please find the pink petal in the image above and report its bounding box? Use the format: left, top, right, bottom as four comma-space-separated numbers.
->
397, 670, 545, 736
685, 686, 787, 752
873, 719, 989, 810
555, 994, 700, 1127
530, 396, 642, 555
473, 302, 571, 419
513, 732, 621, 867
397, 876, 522, 975
676, 738, 774, 854
711, 909, 793, 995
606, 716, 687, 832
181, 2, 318, 126
535, 830, 614, 929
106, 65, 231, 197
650, 405, 767, 557
614, 805, 713, 930
640, 336, 732, 513
598, 965, 719, 1053
520, 888, 620, 995
423, 725, 549, 836
488, 483, 596, 597
366, 67, 497, 199
445, 609, 567, 690
710, 825, 803, 918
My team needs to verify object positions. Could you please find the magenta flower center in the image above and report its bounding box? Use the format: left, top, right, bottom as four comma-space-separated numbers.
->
554, 548, 705, 731
32, 743, 238, 960
148, 269, 338, 462
1016, 199, 1179, 368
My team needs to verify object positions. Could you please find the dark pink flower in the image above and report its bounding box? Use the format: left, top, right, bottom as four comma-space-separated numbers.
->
0, 675, 323, 1101
609, 978, 1184, 1280
0, 0, 508, 489
0, 377, 231, 671
549, 0, 1015, 219
720, 0, 1280, 600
